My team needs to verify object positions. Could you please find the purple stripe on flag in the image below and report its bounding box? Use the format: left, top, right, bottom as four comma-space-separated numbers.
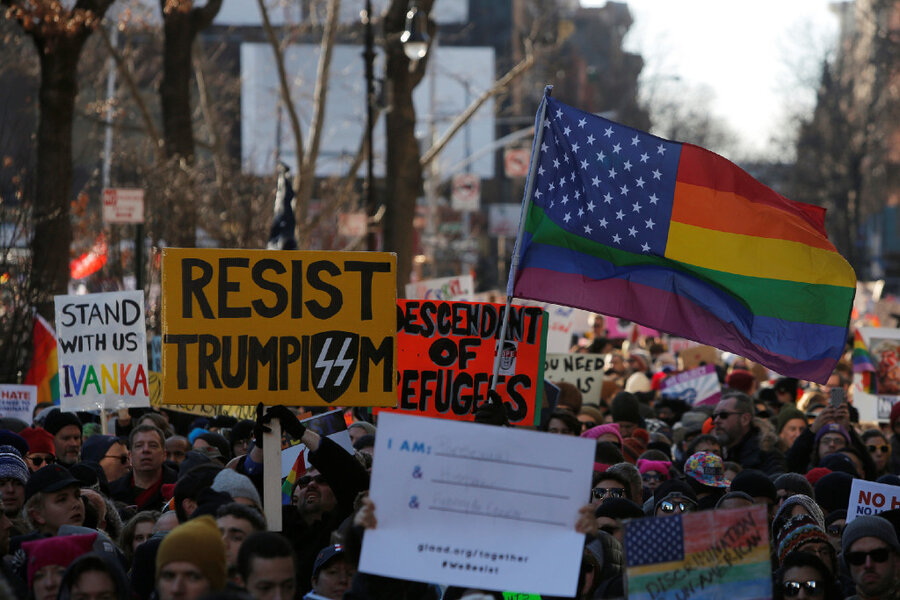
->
515, 267, 836, 382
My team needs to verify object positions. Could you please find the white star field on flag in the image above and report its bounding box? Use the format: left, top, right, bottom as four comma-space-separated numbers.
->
530, 99, 682, 256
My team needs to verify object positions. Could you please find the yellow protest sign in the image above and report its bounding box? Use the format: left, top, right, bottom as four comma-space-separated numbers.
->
161, 249, 397, 406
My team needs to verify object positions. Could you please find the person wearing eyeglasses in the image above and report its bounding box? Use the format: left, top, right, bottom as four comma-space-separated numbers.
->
651, 480, 698, 517
773, 551, 842, 600
19, 427, 57, 474
590, 471, 631, 507
712, 392, 785, 476
841, 515, 900, 600
861, 429, 892, 478
81, 434, 131, 484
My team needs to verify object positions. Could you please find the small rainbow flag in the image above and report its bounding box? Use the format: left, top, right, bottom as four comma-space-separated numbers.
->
852, 330, 877, 393
24, 313, 59, 405
281, 449, 307, 505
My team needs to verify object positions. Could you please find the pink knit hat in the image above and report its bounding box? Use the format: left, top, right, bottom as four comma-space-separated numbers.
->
581, 423, 623, 446
637, 459, 672, 477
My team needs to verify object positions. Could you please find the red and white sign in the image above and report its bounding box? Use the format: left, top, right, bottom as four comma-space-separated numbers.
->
102, 188, 145, 224
488, 203, 520, 237
451, 173, 480, 211
847, 478, 900, 522
504, 147, 530, 178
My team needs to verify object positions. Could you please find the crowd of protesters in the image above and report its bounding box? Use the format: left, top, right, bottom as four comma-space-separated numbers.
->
0, 316, 899, 599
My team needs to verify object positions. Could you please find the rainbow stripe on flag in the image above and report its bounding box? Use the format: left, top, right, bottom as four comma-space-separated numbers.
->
281, 449, 306, 505
24, 313, 59, 405
852, 330, 877, 393
624, 505, 771, 600
512, 93, 856, 384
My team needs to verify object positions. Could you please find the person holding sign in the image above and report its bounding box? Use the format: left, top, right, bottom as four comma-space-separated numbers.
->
246, 405, 368, 597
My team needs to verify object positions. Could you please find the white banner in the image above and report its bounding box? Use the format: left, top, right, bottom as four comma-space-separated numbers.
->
360, 413, 593, 596
405, 274, 474, 302
659, 364, 722, 406
0, 385, 37, 424
54, 291, 150, 411
847, 478, 900, 523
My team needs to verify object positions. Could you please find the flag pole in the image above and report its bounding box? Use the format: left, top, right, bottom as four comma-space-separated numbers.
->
490, 85, 553, 393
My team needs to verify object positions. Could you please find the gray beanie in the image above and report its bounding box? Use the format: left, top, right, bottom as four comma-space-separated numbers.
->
0, 445, 28, 485
211, 469, 261, 508
348, 422, 376, 436
841, 515, 900, 561
772, 494, 825, 542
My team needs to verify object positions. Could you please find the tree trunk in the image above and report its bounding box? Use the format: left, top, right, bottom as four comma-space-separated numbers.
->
383, 0, 434, 295
30, 35, 90, 320
159, 0, 223, 248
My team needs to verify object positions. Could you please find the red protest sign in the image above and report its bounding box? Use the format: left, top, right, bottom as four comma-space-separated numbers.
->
381, 300, 548, 426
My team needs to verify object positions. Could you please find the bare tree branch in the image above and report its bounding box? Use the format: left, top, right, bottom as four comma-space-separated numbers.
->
420, 47, 535, 169
296, 0, 341, 247
256, 0, 304, 173
97, 24, 166, 158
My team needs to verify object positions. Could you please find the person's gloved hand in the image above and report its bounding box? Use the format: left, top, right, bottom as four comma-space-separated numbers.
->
263, 404, 307, 439
474, 399, 509, 427
253, 402, 270, 449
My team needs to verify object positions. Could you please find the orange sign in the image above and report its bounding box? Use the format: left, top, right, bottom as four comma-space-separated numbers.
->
380, 300, 548, 426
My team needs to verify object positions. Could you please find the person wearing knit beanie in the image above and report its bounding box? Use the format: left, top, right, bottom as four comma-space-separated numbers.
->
610, 392, 642, 438
622, 437, 646, 464
776, 406, 807, 453
0, 444, 28, 518
774, 514, 832, 566
725, 369, 756, 395
814, 471, 854, 514
730, 469, 777, 520
156, 515, 227, 598
42, 410, 82, 466
19, 427, 56, 473
582, 423, 623, 447
594, 497, 644, 543
774, 472, 815, 505
636, 459, 670, 492
23, 533, 97, 598
805, 467, 832, 487
771, 494, 825, 542
211, 469, 261, 511
841, 515, 900, 599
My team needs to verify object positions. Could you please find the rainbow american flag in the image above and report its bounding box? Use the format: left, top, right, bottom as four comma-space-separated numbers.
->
281, 449, 306, 505
624, 505, 771, 600
24, 314, 59, 405
512, 92, 856, 384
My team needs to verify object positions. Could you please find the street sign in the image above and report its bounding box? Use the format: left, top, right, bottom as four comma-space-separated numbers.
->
102, 188, 145, 224
451, 173, 480, 211
504, 147, 530, 178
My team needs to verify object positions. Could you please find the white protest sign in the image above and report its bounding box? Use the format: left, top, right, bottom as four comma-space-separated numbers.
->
543, 353, 605, 405
659, 364, 722, 406
847, 478, 900, 523
514, 299, 591, 353
54, 290, 150, 411
280, 409, 355, 477
405, 274, 474, 302
360, 413, 594, 596
0, 385, 37, 423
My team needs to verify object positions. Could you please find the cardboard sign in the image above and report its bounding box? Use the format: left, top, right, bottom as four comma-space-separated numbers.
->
161, 249, 397, 406
405, 274, 474, 302
543, 353, 605, 405
857, 327, 900, 421
624, 505, 772, 600
679, 345, 720, 371
359, 413, 594, 596
513, 299, 592, 353
54, 290, 150, 411
383, 300, 548, 426
847, 478, 900, 522
659, 364, 722, 406
0, 384, 37, 423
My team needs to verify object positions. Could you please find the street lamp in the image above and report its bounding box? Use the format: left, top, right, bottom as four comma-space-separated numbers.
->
400, 4, 429, 61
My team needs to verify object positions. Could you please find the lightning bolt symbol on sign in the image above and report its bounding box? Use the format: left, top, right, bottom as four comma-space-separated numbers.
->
315, 336, 355, 388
